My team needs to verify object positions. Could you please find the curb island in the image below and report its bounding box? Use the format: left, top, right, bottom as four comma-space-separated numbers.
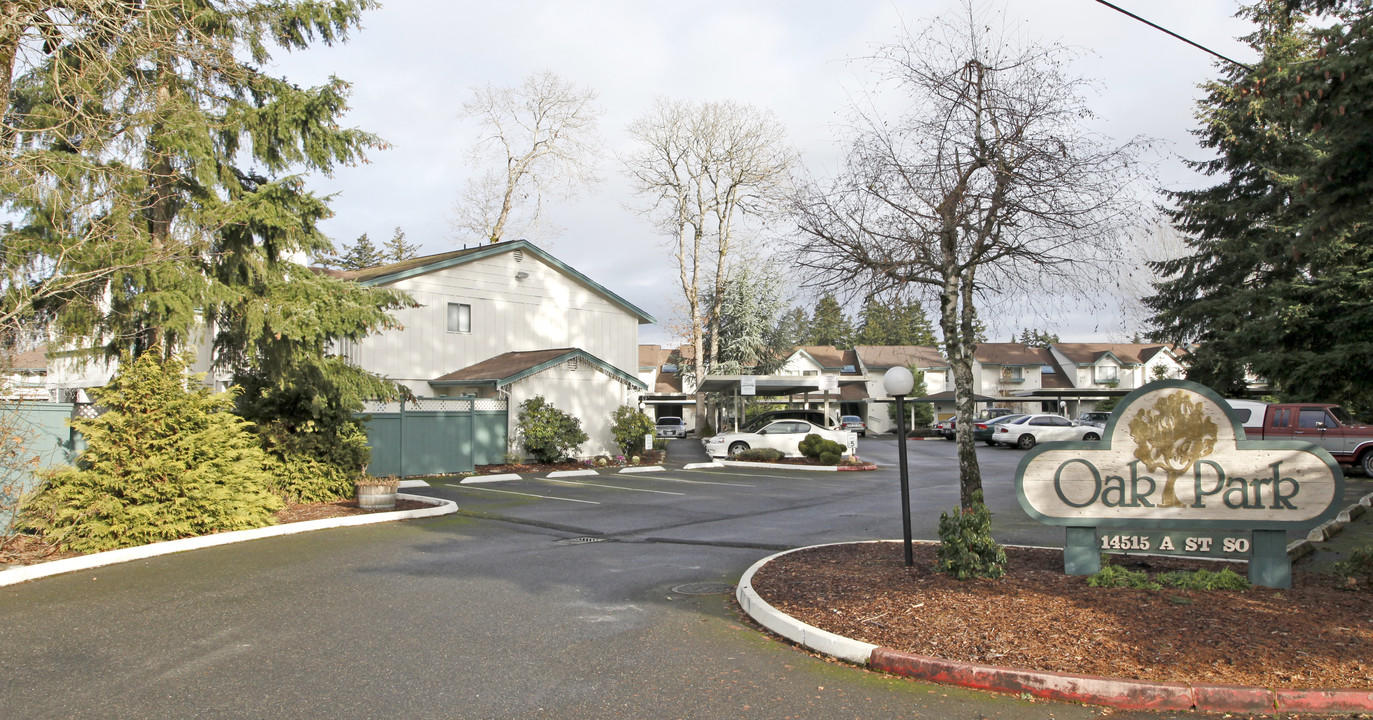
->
0, 492, 457, 588
735, 540, 1373, 715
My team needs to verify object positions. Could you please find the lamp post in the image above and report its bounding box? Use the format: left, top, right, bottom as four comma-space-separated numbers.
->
883, 367, 915, 567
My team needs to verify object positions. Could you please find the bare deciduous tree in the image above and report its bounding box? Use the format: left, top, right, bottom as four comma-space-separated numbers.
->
790, 5, 1147, 508
452, 70, 603, 244
623, 98, 795, 412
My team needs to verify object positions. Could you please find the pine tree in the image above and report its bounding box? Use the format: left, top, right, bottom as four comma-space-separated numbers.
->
339, 233, 384, 269
703, 262, 792, 374
1147, 1, 1373, 412
2, 1, 414, 485
385, 227, 420, 262
20, 353, 282, 553
807, 293, 854, 349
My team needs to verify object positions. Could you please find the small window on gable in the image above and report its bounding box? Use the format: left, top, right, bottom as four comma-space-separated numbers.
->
1095, 364, 1118, 383
447, 303, 471, 333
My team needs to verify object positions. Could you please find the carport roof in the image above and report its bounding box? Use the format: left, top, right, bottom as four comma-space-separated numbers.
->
696, 375, 866, 397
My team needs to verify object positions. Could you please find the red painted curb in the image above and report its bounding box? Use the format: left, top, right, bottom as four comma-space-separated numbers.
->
870, 648, 1373, 714
1192, 683, 1277, 713
1276, 688, 1373, 714
870, 649, 1195, 711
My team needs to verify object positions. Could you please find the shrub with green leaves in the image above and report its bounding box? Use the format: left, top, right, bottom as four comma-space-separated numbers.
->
517, 396, 588, 463
20, 353, 282, 553
798, 433, 845, 464
1158, 568, 1251, 591
1088, 565, 1162, 590
735, 448, 783, 462
1333, 545, 1373, 590
936, 491, 1007, 580
610, 406, 655, 456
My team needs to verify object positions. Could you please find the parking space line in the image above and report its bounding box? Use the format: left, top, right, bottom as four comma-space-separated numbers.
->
687, 469, 844, 481
635, 475, 756, 488
445, 483, 600, 504
542, 479, 685, 495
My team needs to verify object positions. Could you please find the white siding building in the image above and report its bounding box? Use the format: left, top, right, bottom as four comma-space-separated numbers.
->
330, 240, 654, 458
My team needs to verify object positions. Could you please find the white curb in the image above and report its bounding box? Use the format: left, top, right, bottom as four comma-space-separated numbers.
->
398, 479, 430, 489
460, 474, 522, 483
683, 462, 725, 470
618, 466, 665, 474
547, 469, 599, 478
736, 543, 881, 665
0, 493, 456, 588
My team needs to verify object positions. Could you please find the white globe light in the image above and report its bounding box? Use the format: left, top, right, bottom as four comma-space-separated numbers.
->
883, 366, 915, 397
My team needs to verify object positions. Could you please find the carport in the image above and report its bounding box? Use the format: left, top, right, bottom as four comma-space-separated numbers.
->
1009, 388, 1131, 418
696, 375, 868, 431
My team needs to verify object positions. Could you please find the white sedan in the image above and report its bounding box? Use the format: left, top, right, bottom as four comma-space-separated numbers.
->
704, 420, 851, 459
989, 413, 1102, 449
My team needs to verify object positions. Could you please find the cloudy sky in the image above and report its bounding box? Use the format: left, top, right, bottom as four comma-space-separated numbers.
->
272, 0, 1256, 345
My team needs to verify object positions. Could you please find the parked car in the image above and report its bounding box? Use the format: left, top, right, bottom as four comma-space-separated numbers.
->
940, 408, 1018, 440
839, 415, 867, 437
990, 413, 1102, 449
1076, 411, 1112, 428
973, 414, 1027, 445
704, 420, 849, 459
740, 409, 837, 433
655, 416, 687, 439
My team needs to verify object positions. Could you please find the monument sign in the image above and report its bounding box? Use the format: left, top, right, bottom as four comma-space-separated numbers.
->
1015, 379, 1344, 588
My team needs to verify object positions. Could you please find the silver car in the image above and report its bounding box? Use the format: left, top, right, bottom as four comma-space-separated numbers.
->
655, 416, 687, 439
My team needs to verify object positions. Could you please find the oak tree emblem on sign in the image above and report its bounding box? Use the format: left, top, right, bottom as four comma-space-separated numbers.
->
1127, 393, 1218, 508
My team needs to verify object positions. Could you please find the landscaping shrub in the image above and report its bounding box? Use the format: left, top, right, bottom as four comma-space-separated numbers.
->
610, 406, 655, 456
1158, 568, 1251, 591
516, 396, 588, 463
935, 491, 1007, 580
19, 353, 282, 553
1333, 545, 1373, 590
799, 433, 845, 464
735, 448, 783, 462
1088, 564, 1161, 590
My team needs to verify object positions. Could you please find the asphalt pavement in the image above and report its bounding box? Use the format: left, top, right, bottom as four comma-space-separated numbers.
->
0, 435, 1366, 719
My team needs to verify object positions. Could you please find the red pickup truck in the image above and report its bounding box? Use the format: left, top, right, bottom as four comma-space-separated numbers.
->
1228, 400, 1373, 476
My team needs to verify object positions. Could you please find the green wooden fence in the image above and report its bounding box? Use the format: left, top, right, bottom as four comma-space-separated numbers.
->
359, 397, 508, 478
1, 402, 81, 531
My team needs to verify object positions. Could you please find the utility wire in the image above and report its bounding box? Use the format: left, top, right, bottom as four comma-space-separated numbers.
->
1091, 0, 1253, 70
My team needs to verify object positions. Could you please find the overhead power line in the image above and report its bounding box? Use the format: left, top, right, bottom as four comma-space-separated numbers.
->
1091, 0, 1253, 70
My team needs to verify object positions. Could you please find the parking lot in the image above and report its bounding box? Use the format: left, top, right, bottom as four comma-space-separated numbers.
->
413, 435, 1070, 550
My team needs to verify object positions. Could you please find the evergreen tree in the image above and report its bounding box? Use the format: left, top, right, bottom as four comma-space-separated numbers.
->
385, 227, 420, 262
703, 262, 792, 374
807, 293, 854, 349
1148, 1, 1373, 412
339, 233, 385, 270
2, 1, 413, 485
20, 353, 282, 553
777, 307, 810, 347
1017, 328, 1059, 348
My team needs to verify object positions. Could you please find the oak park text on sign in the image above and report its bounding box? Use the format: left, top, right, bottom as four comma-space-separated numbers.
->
1013, 379, 1345, 588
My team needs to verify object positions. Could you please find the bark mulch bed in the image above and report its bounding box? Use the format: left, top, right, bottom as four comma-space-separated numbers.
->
474, 449, 667, 475
1, 498, 433, 569
748, 542, 1373, 691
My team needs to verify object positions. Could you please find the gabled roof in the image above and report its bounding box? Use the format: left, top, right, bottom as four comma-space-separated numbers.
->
432, 348, 646, 390
639, 344, 673, 371
972, 343, 1051, 366
789, 346, 861, 374
321, 239, 655, 325
3, 346, 47, 372
1039, 354, 1076, 389
1053, 343, 1174, 366
854, 345, 948, 370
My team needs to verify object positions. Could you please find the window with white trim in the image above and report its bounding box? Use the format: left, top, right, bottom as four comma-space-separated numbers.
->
1095, 364, 1118, 383
447, 303, 471, 333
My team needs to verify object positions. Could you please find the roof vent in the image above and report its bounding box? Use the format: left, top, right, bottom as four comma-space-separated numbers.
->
513, 249, 524, 263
